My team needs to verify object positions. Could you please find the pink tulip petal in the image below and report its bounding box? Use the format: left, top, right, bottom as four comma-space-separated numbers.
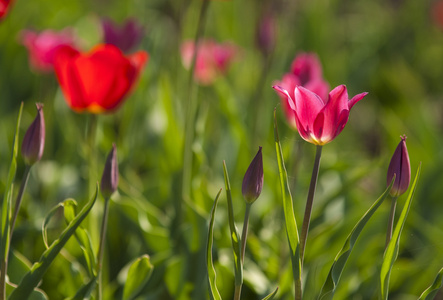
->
272, 85, 296, 111
349, 92, 368, 109
294, 86, 325, 136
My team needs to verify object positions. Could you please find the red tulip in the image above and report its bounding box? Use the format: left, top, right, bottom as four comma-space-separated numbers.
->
274, 52, 329, 128
181, 39, 237, 85
387, 135, 411, 197
0, 0, 13, 20
53, 44, 148, 113
273, 84, 367, 145
21, 29, 76, 73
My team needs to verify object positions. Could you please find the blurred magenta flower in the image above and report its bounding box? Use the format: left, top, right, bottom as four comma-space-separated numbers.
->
256, 14, 276, 56
242, 147, 263, 204
273, 84, 367, 145
102, 18, 144, 53
101, 143, 118, 199
0, 0, 13, 20
20, 29, 76, 73
274, 52, 329, 128
53, 44, 148, 113
432, 0, 443, 30
181, 39, 238, 85
21, 103, 45, 166
387, 135, 411, 197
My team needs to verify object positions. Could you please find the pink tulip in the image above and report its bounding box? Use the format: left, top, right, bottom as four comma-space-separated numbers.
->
0, 0, 13, 20
274, 52, 329, 128
273, 84, 367, 145
21, 29, 76, 73
181, 39, 237, 85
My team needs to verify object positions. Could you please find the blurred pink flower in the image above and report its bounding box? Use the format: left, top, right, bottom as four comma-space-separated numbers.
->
102, 18, 144, 53
432, 0, 443, 30
21, 29, 76, 73
181, 39, 238, 85
273, 84, 367, 145
0, 0, 13, 20
274, 52, 329, 129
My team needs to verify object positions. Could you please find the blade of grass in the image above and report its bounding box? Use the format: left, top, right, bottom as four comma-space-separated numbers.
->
418, 267, 443, 300
222, 162, 243, 290
206, 188, 222, 300
273, 108, 301, 300
262, 287, 279, 300
0, 102, 23, 300
318, 176, 396, 300
380, 163, 421, 300
8, 185, 99, 300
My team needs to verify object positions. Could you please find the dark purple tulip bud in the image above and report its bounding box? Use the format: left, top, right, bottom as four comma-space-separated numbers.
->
101, 144, 119, 199
256, 14, 276, 56
387, 135, 411, 197
242, 147, 264, 204
21, 103, 45, 166
102, 18, 144, 53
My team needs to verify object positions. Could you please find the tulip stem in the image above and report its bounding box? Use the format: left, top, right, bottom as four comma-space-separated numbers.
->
97, 197, 110, 300
300, 145, 322, 265
0, 165, 31, 300
385, 196, 398, 249
234, 203, 252, 300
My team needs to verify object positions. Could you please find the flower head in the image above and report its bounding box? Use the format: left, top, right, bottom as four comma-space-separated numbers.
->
0, 0, 13, 20
255, 13, 276, 56
180, 39, 238, 85
21, 103, 45, 166
53, 44, 148, 113
387, 135, 411, 197
102, 18, 144, 53
101, 143, 118, 199
274, 52, 329, 128
20, 29, 76, 73
242, 147, 263, 204
273, 84, 367, 145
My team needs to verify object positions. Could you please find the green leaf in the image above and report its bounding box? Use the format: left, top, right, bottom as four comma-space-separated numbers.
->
380, 164, 421, 300
8, 251, 32, 285
222, 161, 243, 287
122, 255, 154, 300
69, 277, 97, 300
418, 267, 443, 300
262, 287, 279, 300
6, 282, 47, 300
317, 176, 396, 300
273, 109, 302, 298
206, 189, 222, 300
1, 102, 23, 262
8, 185, 99, 300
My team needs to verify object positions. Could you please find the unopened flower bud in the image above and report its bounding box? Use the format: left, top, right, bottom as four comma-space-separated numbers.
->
242, 147, 263, 204
387, 135, 411, 197
101, 144, 119, 199
21, 103, 45, 166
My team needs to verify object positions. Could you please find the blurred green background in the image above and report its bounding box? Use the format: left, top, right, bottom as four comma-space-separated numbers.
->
1, 0, 443, 299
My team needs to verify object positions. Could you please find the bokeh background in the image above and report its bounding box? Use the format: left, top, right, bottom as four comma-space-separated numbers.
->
1, 0, 443, 299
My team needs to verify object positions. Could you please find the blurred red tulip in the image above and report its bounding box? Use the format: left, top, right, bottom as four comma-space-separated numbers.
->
53, 44, 148, 113
273, 84, 367, 145
181, 39, 237, 85
0, 0, 13, 20
274, 52, 329, 128
102, 18, 144, 53
21, 29, 76, 73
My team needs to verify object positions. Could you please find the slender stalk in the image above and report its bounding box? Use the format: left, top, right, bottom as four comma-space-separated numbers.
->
299, 145, 323, 264
96, 198, 110, 300
234, 203, 252, 300
0, 165, 32, 300
385, 196, 398, 248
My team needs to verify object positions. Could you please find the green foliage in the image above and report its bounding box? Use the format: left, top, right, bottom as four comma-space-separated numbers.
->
122, 255, 154, 300
418, 267, 443, 300
206, 189, 222, 300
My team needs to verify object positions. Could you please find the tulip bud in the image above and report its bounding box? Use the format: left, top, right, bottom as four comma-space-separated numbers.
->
21, 103, 45, 166
101, 144, 119, 199
242, 147, 264, 204
387, 135, 411, 197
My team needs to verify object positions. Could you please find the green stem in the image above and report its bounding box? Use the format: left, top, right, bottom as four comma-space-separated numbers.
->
96, 198, 110, 300
234, 203, 252, 300
0, 166, 32, 300
299, 145, 323, 265
385, 196, 398, 249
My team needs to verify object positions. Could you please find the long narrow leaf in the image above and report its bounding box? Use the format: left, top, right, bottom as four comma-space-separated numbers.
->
69, 277, 96, 300
123, 255, 154, 300
418, 267, 443, 300
273, 109, 302, 298
380, 164, 421, 300
318, 176, 396, 300
1, 103, 23, 262
6, 283, 47, 300
223, 162, 243, 287
206, 188, 222, 300
9, 185, 99, 300
262, 287, 279, 300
